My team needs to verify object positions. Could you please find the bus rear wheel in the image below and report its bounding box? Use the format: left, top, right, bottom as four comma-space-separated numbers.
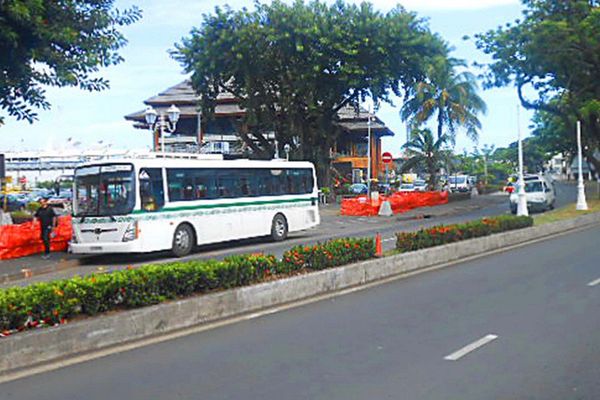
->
271, 214, 288, 242
172, 224, 195, 257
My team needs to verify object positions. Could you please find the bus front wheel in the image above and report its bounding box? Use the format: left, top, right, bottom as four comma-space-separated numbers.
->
271, 214, 288, 242
172, 224, 195, 257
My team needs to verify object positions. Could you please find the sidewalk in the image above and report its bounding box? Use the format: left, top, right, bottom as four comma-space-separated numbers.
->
0, 252, 81, 284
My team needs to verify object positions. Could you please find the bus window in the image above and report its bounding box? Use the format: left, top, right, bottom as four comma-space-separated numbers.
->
139, 168, 165, 212
167, 168, 218, 201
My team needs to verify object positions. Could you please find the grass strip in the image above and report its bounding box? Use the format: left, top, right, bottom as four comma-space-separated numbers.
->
533, 199, 600, 225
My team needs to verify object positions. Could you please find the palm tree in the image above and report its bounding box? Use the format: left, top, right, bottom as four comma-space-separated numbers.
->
401, 128, 449, 190
400, 56, 487, 144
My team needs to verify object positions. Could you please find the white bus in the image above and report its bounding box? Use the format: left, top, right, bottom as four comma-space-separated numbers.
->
70, 154, 320, 256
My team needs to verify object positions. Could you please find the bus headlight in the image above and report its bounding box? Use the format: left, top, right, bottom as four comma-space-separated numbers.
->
122, 221, 139, 242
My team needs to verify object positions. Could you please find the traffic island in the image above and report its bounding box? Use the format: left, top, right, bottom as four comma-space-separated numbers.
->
1, 212, 600, 377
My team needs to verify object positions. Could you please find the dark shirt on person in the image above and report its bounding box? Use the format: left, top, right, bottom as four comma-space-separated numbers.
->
35, 206, 56, 230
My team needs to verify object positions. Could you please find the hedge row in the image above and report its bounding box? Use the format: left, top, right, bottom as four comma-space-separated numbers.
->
0, 215, 534, 335
395, 215, 534, 252
0, 237, 374, 333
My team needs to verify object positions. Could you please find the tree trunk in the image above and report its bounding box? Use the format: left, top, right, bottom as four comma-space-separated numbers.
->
583, 147, 600, 180
428, 158, 437, 190
437, 110, 444, 140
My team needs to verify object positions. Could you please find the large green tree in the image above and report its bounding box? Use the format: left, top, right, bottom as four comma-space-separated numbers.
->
474, 0, 600, 172
0, 0, 141, 124
173, 0, 446, 183
529, 96, 577, 161
400, 56, 487, 144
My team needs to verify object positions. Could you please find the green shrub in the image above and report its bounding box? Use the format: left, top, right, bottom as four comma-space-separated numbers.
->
0, 237, 375, 333
320, 187, 331, 196
395, 215, 533, 252
223, 253, 281, 280
9, 210, 32, 222
26, 202, 41, 213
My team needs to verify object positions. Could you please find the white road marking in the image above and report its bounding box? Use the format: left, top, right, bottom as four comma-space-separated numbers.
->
587, 277, 600, 287
444, 334, 499, 361
383, 238, 395, 242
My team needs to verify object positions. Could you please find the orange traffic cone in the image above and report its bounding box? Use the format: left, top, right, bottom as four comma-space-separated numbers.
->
375, 233, 383, 257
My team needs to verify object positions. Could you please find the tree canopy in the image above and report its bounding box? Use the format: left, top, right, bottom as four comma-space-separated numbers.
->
474, 0, 600, 171
173, 0, 447, 181
0, 0, 141, 124
400, 56, 487, 144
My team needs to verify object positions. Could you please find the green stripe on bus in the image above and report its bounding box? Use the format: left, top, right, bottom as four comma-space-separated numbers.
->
131, 197, 317, 215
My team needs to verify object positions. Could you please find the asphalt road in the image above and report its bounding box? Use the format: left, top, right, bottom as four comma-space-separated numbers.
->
0, 182, 579, 287
2, 218, 598, 399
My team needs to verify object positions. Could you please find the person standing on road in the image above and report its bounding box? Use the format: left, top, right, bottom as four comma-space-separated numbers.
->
35, 198, 57, 259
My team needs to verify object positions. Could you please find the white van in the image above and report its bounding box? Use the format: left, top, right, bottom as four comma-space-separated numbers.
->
509, 176, 555, 213
448, 175, 471, 192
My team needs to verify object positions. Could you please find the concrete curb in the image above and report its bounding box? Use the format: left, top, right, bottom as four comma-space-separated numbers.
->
2, 212, 600, 375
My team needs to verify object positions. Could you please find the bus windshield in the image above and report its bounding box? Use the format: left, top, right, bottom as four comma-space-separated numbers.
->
74, 164, 136, 217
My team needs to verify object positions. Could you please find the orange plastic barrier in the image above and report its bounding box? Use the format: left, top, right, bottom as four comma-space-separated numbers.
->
0, 216, 72, 260
340, 191, 448, 217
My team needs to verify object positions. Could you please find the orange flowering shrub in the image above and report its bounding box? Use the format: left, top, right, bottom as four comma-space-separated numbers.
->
281, 237, 374, 271
396, 215, 533, 252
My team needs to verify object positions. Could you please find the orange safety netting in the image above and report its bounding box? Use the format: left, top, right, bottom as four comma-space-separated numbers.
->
0, 216, 72, 260
340, 191, 449, 217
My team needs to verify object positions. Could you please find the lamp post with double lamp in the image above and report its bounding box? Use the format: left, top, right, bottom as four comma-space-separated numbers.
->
576, 120, 588, 210
144, 105, 181, 153
516, 105, 528, 216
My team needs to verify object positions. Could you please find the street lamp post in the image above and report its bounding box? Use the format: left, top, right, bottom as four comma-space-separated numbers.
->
516, 105, 528, 216
367, 103, 372, 199
144, 105, 181, 153
576, 120, 588, 210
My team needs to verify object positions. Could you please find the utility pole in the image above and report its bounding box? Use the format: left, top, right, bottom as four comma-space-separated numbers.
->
517, 105, 528, 216
576, 120, 588, 210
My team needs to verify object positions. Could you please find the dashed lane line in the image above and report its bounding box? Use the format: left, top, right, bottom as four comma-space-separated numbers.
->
587, 277, 600, 287
444, 334, 499, 361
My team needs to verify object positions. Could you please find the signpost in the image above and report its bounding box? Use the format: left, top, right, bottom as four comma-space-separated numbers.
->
382, 152, 393, 164
0, 154, 5, 212
382, 152, 392, 186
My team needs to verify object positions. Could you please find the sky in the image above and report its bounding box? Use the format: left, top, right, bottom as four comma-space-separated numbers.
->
0, 0, 532, 156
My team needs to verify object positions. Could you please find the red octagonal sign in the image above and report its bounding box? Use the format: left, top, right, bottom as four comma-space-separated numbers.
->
382, 152, 393, 164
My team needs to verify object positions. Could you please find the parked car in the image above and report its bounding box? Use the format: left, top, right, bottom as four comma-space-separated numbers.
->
47, 189, 72, 212
448, 175, 471, 192
413, 179, 427, 192
349, 183, 368, 195
509, 178, 555, 214
0, 194, 28, 211
398, 183, 415, 192
377, 183, 392, 194
29, 188, 52, 202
